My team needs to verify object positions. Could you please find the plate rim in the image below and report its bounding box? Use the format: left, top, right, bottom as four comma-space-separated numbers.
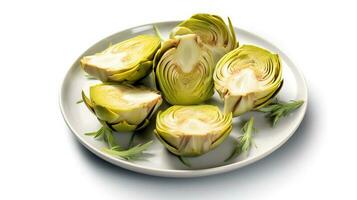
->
59, 21, 308, 178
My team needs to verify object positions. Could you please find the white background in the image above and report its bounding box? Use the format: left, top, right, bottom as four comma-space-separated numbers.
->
0, 0, 356, 199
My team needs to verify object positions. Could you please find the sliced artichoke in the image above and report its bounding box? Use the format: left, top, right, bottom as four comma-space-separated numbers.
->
155, 105, 232, 156
82, 83, 162, 132
214, 45, 283, 116
170, 13, 238, 61
80, 35, 160, 83
154, 34, 215, 105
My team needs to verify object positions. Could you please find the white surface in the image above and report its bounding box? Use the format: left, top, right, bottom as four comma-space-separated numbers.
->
60, 22, 307, 177
0, 0, 356, 199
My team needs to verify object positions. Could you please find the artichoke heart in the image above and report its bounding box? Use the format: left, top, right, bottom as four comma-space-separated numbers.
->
82, 83, 162, 132
80, 35, 160, 83
154, 34, 215, 105
214, 45, 283, 116
170, 13, 238, 61
155, 105, 232, 156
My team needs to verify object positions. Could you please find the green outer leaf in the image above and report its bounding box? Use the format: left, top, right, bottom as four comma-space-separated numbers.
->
111, 121, 137, 132
93, 105, 120, 123
227, 17, 238, 48
103, 128, 117, 149
81, 90, 94, 113
128, 132, 137, 148
154, 129, 181, 155
178, 156, 191, 167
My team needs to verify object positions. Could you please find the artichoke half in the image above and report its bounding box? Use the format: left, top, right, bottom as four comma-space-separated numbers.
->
81, 35, 160, 83
154, 34, 215, 105
82, 83, 162, 132
155, 105, 232, 156
214, 45, 283, 116
170, 13, 238, 61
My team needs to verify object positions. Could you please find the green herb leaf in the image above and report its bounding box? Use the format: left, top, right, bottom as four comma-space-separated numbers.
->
153, 25, 165, 41
258, 100, 304, 126
76, 99, 84, 104
85, 127, 105, 138
225, 116, 255, 162
85, 126, 120, 147
85, 126, 152, 160
258, 104, 280, 112
103, 140, 153, 160
84, 131, 97, 136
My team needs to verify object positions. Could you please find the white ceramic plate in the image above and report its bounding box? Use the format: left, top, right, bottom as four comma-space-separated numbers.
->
60, 21, 308, 178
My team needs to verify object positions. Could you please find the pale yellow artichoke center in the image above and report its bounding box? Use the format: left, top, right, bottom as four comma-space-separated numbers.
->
227, 68, 262, 95
177, 118, 211, 135
91, 85, 160, 109
84, 40, 148, 70
174, 34, 201, 73
86, 52, 129, 70
169, 107, 219, 135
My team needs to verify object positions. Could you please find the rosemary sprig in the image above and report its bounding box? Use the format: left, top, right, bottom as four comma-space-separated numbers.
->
103, 141, 153, 161
258, 100, 304, 126
85, 126, 106, 138
76, 99, 84, 104
225, 116, 255, 162
153, 25, 165, 41
85, 126, 152, 160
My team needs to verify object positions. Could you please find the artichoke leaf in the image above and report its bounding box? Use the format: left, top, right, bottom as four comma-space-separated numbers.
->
82, 83, 162, 132
111, 121, 138, 132
155, 105, 232, 156
154, 34, 215, 105
81, 90, 94, 113
80, 35, 160, 83
170, 13, 238, 61
214, 45, 283, 116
